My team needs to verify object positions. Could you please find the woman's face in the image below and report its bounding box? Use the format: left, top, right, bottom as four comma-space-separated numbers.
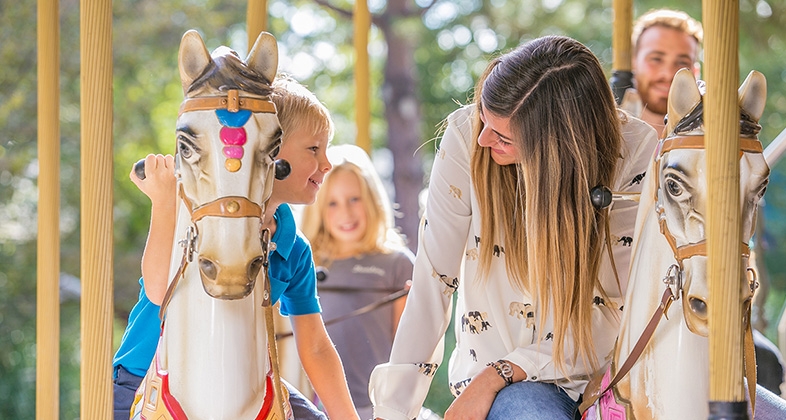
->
478, 105, 519, 166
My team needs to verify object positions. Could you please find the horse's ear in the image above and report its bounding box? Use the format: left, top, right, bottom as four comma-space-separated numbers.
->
738, 70, 767, 123
246, 32, 278, 85
664, 68, 702, 136
179, 30, 212, 95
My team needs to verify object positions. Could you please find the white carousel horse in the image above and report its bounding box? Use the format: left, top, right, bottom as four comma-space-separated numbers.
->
131, 30, 292, 420
582, 69, 770, 419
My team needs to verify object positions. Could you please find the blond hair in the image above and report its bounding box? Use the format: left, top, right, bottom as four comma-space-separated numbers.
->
301, 144, 404, 266
271, 74, 335, 142
470, 36, 622, 375
632, 9, 703, 57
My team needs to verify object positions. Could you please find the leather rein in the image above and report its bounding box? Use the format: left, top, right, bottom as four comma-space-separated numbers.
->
158, 90, 278, 321
581, 135, 762, 414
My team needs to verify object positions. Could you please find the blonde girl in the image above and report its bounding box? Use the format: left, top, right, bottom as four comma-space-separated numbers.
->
301, 144, 413, 420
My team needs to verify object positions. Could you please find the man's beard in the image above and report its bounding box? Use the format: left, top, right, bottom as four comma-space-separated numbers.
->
641, 91, 668, 116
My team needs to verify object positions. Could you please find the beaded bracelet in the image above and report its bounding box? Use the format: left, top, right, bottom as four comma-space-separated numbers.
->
487, 359, 514, 386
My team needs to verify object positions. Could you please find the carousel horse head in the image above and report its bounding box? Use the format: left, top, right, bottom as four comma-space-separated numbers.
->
590, 69, 771, 420
657, 68, 769, 337
175, 30, 286, 300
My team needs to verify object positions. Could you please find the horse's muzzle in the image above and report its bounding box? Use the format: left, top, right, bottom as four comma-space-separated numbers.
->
198, 255, 263, 300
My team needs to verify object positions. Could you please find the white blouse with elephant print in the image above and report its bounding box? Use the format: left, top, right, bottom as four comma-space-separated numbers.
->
369, 105, 659, 420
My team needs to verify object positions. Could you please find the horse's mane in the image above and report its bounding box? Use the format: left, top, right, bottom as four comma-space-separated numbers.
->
670, 100, 762, 137
186, 50, 273, 97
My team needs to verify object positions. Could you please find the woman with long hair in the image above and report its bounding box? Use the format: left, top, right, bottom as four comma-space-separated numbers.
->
369, 35, 658, 420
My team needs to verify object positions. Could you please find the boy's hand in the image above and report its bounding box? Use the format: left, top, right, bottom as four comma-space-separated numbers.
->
130, 154, 177, 208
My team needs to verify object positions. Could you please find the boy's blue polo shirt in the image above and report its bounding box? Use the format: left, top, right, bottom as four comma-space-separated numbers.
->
112, 204, 321, 378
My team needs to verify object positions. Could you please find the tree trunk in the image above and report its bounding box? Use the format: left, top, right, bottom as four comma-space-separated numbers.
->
378, 2, 424, 252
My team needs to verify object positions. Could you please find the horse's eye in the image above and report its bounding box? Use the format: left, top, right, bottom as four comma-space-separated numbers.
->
666, 179, 682, 196
178, 140, 193, 159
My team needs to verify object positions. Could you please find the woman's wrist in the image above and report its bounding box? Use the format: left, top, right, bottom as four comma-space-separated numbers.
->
487, 360, 514, 387
484, 359, 527, 392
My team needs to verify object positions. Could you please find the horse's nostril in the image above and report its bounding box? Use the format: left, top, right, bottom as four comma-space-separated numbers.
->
689, 297, 707, 318
248, 257, 265, 281
199, 258, 217, 280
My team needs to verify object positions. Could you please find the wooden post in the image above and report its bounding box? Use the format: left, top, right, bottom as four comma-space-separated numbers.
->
612, 0, 632, 72
247, 0, 268, 54
610, 0, 633, 104
354, 0, 371, 153
80, 0, 114, 417
36, 0, 60, 417
703, 1, 747, 418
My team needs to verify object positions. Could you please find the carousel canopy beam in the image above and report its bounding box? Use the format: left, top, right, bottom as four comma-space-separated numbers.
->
80, 0, 114, 417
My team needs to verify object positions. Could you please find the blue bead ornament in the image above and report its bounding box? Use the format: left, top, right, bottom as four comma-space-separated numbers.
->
215, 109, 252, 127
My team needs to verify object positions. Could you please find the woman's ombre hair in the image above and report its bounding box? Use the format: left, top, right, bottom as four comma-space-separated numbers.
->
470, 36, 623, 375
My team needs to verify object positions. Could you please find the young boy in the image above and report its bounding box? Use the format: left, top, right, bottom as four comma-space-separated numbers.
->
112, 75, 360, 420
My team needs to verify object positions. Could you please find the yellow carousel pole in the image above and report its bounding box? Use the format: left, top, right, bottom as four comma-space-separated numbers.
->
80, 0, 114, 417
354, 0, 371, 153
36, 0, 60, 417
703, 1, 747, 419
247, 0, 268, 53
247, 4, 289, 418
610, 0, 633, 105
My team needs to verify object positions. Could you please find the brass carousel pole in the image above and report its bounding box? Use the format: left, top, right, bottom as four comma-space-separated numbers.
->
247, 0, 268, 53
36, 0, 60, 417
610, 0, 633, 105
80, 0, 114, 417
703, 1, 748, 419
354, 0, 371, 153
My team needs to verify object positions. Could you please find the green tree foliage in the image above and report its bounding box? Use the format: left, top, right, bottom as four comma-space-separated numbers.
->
2, 0, 786, 417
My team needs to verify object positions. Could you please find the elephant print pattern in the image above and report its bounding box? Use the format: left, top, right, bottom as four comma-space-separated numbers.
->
449, 185, 462, 199
432, 268, 459, 296
616, 236, 633, 246
415, 362, 438, 377
508, 301, 535, 329
628, 171, 645, 186
450, 378, 472, 396
460, 311, 491, 334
